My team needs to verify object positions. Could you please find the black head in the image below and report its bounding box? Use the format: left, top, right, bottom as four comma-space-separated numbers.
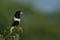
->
15, 11, 23, 18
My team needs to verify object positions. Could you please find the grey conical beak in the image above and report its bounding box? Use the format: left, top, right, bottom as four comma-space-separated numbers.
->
20, 12, 23, 15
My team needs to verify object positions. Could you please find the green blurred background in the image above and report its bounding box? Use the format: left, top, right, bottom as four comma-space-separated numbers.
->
0, 0, 60, 40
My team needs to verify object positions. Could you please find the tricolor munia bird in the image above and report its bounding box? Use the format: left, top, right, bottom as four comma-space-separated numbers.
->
10, 11, 23, 33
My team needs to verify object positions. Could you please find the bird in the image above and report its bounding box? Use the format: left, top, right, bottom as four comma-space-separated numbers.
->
10, 11, 23, 33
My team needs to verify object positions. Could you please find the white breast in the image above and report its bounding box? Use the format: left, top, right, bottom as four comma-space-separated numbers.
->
14, 17, 21, 22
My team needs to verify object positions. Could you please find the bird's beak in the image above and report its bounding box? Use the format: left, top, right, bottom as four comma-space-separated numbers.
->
21, 12, 23, 15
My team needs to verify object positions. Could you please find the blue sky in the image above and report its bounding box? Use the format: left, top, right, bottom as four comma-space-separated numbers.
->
14, 0, 60, 13
34, 0, 60, 12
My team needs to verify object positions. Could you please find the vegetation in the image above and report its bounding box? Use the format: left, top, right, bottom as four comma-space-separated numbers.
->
0, 0, 60, 40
